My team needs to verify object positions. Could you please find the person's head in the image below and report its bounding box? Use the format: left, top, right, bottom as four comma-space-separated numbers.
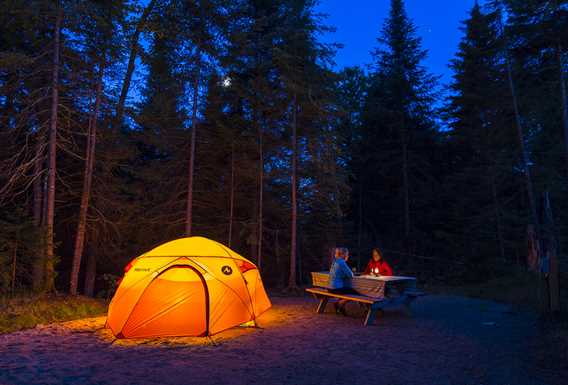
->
372, 248, 383, 262
334, 247, 349, 261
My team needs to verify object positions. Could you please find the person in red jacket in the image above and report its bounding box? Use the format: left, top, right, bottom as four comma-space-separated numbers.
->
363, 248, 393, 276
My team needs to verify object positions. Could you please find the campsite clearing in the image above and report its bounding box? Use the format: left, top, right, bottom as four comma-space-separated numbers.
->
0, 295, 566, 385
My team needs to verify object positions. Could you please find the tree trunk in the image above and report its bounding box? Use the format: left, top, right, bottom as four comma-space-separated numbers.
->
33, 140, 43, 227
83, 252, 96, 297
45, 5, 62, 293
185, 53, 201, 236
401, 135, 410, 241
32, 137, 44, 291
113, 0, 156, 131
558, 44, 568, 175
257, 118, 264, 271
228, 143, 235, 247
332, 137, 343, 243
505, 53, 539, 234
250, 194, 258, 261
357, 184, 363, 272
490, 168, 506, 262
288, 95, 298, 289
11, 244, 17, 295
541, 191, 559, 313
275, 229, 281, 284
70, 57, 105, 295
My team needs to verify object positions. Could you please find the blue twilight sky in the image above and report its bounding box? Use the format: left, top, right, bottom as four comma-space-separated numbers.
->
317, 0, 481, 85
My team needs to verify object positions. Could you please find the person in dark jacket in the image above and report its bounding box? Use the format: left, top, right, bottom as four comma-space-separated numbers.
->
363, 248, 393, 276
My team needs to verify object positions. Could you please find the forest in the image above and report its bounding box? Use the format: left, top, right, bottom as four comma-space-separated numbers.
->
1, 0, 567, 298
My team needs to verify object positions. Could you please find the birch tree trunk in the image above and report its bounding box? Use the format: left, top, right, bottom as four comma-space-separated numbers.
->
44, 5, 62, 293
70, 57, 105, 295
113, 0, 156, 131
506, 55, 539, 233
495, 0, 539, 234
288, 95, 298, 289
185, 53, 201, 236
32, 137, 44, 291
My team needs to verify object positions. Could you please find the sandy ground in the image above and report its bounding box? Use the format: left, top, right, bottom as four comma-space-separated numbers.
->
0, 295, 566, 385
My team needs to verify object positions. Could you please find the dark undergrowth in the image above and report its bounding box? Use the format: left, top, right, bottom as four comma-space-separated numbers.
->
0, 294, 107, 334
428, 270, 568, 316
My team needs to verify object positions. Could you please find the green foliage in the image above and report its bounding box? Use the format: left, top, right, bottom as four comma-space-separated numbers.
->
0, 207, 43, 294
0, 295, 107, 334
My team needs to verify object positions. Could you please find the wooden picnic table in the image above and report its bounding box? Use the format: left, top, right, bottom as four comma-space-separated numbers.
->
311, 271, 417, 299
306, 271, 424, 326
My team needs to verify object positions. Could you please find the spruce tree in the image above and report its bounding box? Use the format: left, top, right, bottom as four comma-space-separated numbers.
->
134, 7, 188, 245
444, 3, 514, 269
360, 0, 438, 259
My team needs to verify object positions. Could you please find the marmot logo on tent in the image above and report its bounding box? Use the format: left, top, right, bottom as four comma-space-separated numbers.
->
134, 268, 150, 272
221, 265, 233, 275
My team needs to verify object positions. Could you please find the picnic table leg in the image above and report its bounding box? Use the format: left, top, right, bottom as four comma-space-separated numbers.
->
316, 296, 329, 314
364, 303, 382, 326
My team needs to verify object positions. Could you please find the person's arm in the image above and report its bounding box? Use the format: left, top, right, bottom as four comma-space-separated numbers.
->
339, 259, 354, 278
363, 261, 371, 275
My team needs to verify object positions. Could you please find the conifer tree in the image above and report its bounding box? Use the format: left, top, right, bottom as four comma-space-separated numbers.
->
445, 3, 513, 266
360, 0, 438, 257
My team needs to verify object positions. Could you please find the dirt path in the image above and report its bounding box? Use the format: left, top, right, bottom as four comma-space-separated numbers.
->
0, 295, 565, 385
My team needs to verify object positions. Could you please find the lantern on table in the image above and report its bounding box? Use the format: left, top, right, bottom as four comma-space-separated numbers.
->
373, 267, 380, 276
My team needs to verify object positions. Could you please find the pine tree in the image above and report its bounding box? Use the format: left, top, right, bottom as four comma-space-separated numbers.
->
133, 5, 188, 245
444, 3, 514, 268
360, 0, 438, 259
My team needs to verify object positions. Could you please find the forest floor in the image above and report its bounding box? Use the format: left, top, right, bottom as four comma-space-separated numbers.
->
1, 294, 567, 385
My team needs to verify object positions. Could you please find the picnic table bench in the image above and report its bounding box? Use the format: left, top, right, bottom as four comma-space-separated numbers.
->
306, 272, 425, 326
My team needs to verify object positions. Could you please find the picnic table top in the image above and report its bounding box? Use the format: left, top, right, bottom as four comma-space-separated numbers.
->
314, 271, 416, 282
355, 274, 416, 282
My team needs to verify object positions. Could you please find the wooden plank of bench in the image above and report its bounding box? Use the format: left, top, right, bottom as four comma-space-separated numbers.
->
306, 287, 383, 326
305, 288, 377, 305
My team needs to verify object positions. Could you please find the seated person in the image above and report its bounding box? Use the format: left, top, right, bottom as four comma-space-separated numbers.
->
329, 247, 356, 315
363, 248, 393, 276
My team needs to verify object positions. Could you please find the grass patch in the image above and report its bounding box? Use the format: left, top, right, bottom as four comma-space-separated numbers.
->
0, 295, 107, 334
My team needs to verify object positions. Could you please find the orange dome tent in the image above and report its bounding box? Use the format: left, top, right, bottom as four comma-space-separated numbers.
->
106, 236, 271, 338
